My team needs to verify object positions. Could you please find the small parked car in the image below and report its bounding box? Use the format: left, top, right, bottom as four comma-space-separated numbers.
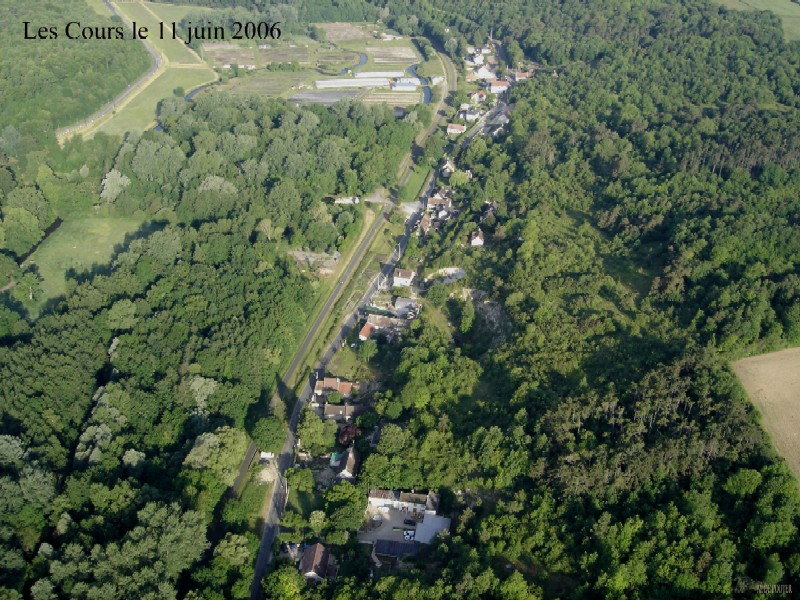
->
403, 518, 417, 527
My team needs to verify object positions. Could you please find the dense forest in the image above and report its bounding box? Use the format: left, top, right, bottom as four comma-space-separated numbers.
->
0, 91, 416, 598
0, 0, 150, 137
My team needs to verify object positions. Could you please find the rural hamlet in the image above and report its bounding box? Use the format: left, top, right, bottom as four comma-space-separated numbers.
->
2, 1, 799, 599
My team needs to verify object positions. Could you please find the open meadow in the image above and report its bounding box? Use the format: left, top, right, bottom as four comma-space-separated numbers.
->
713, 0, 800, 40
24, 217, 146, 309
95, 67, 216, 136
732, 347, 800, 480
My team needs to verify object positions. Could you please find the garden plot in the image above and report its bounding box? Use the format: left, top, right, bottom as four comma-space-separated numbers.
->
290, 90, 362, 105
256, 45, 313, 66
202, 42, 258, 68
363, 91, 422, 107
318, 22, 368, 41
365, 45, 418, 64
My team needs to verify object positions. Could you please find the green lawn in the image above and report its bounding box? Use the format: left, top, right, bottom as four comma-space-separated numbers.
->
328, 347, 360, 379
420, 299, 453, 339
286, 486, 321, 519
398, 165, 430, 203
713, 0, 800, 40
95, 67, 216, 136
25, 217, 146, 307
113, 1, 202, 63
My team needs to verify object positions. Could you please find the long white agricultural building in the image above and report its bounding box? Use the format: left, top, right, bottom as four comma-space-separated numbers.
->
316, 78, 391, 89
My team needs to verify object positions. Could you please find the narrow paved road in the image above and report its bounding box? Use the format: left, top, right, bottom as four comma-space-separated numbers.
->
246, 49, 458, 600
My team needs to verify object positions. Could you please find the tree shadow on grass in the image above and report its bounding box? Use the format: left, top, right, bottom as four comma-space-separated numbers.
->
36, 219, 169, 317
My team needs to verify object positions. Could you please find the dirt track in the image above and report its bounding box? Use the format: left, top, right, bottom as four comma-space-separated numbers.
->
732, 347, 800, 479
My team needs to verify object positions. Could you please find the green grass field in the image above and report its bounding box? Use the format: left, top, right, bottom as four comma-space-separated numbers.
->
398, 165, 430, 203
286, 485, 321, 519
328, 346, 361, 380
95, 67, 216, 136
713, 0, 800, 40
113, 1, 202, 63
24, 217, 146, 308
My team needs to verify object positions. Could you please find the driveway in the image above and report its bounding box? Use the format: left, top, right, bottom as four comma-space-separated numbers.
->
358, 507, 419, 544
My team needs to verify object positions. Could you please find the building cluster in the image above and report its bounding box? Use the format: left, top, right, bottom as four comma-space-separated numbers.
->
316, 71, 424, 92
297, 489, 451, 582
310, 375, 364, 424
417, 158, 490, 248
418, 184, 456, 237
463, 41, 536, 99
362, 490, 452, 562
358, 276, 422, 343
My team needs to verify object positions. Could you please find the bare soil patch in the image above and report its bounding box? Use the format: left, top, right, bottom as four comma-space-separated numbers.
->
203, 44, 257, 67
257, 46, 312, 65
732, 347, 800, 479
290, 90, 362, 105
363, 91, 422, 107
319, 22, 368, 41
365, 45, 418, 62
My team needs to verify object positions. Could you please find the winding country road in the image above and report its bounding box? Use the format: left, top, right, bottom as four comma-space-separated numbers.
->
245, 49, 457, 600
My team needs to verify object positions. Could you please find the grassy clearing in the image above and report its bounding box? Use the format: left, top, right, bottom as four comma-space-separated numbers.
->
420, 299, 453, 338
24, 216, 145, 308
732, 347, 800, 480
398, 165, 430, 203
712, 0, 800, 40
286, 485, 322, 519
95, 67, 216, 136
328, 346, 363, 380
230, 470, 272, 532
114, 1, 201, 63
